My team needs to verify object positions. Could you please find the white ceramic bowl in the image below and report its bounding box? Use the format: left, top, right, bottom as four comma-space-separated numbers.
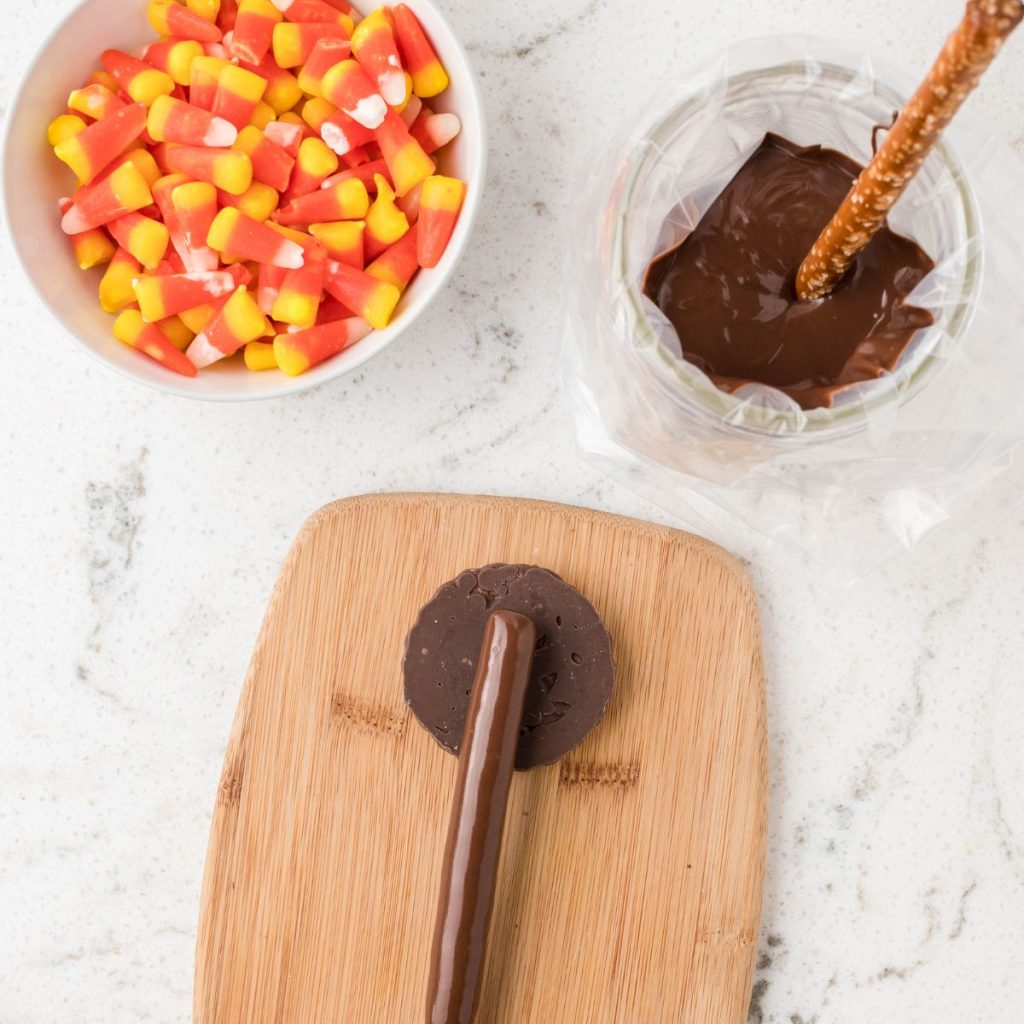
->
2, 0, 486, 400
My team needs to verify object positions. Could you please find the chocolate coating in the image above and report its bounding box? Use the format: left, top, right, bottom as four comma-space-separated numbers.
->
404, 564, 615, 770
426, 610, 536, 1024
644, 133, 936, 410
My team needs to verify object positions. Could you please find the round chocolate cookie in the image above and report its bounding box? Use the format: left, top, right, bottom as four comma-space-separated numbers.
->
404, 564, 614, 770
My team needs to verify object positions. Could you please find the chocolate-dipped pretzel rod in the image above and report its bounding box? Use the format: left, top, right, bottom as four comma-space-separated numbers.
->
426, 610, 536, 1024
795, 0, 1023, 301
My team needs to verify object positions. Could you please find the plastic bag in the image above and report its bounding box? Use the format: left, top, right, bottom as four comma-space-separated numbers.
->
562, 35, 1024, 580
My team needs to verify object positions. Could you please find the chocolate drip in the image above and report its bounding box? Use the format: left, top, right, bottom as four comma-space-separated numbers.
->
643, 133, 936, 410
426, 610, 537, 1024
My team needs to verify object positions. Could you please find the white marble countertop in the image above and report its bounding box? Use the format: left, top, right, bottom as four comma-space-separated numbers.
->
2, 0, 1023, 1021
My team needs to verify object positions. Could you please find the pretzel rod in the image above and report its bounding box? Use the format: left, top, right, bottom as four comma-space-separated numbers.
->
796, 0, 1023, 302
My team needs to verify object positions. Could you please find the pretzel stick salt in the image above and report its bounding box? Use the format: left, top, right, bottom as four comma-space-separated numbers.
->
796, 0, 1023, 302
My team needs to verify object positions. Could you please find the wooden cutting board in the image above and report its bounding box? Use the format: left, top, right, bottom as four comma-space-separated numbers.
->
194, 494, 767, 1023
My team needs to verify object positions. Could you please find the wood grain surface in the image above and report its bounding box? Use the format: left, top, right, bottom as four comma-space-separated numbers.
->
194, 494, 768, 1023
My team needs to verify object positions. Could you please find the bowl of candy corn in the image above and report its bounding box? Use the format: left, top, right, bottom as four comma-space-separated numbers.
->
2, 0, 484, 399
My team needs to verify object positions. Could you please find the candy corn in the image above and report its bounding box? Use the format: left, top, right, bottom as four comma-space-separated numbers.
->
272, 21, 350, 69
148, 0, 223, 42
62, 160, 154, 233
284, 136, 338, 198
58, 198, 117, 269
350, 8, 406, 107
324, 259, 399, 329
102, 50, 175, 106
100, 248, 143, 312
392, 4, 448, 98
186, 284, 267, 366
169, 180, 220, 271
322, 59, 387, 130
233, 125, 295, 191
373, 108, 433, 197
271, 239, 326, 327
48, 114, 88, 147
278, 0, 352, 23
274, 176, 368, 225
318, 108, 374, 157
165, 145, 253, 194
143, 40, 204, 86
367, 221, 418, 291
296, 36, 351, 96
364, 173, 408, 260
239, 54, 303, 113
54, 103, 147, 184
148, 95, 237, 146
133, 269, 237, 320
229, 0, 281, 64
114, 308, 198, 376
207, 206, 305, 266
409, 111, 460, 155
309, 219, 363, 267
244, 339, 278, 369
274, 316, 371, 375
212, 65, 267, 129
217, 181, 279, 220
47, 0, 469, 380
188, 55, 229, 109
108, 211, 170, 269
68, 84, 125, 120
417, 174, 466, 268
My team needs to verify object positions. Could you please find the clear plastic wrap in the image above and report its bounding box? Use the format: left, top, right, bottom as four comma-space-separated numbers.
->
562, 35, 1024, 578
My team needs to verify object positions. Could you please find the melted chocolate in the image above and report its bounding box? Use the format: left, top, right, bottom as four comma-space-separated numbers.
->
404, 564, 615, 770
643, 133, 936, 410
426, 610, 536, 1024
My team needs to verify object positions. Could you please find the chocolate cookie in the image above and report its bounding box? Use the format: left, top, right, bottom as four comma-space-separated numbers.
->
404, 564, 614, 770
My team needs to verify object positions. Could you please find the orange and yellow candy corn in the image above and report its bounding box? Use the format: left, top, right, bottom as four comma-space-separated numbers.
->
132, 269, 237, 320
114, 308, 198, 376
284, 136, 338, 198
234, 125, 295, 191
148, 95, 237, 146
274, 316, 371, 375
274, 175, 368, 225
272, 21, 350, 69
321, 59, 387, 130
244, 339, 278, 370
186, 285, 267, 366
188, 55, 229, 109
309, 219, 363, 267
271, 239, 326, 327
409, 111, 460, 155
392, 4, 448, 98
212, 64, 267, 129
374, 108, 433, 197
58, 198, 117, 269
102, 49, 175, 106
296, 36, 351, 96
207, 206, 305, 266
68, 84, 125, 120
108, 210, 170, 269
144, 39, 205, 86
417, 174, 466, 268
100, 248, 144, 312
169, 180, 220, 271
367, 221, 418, 292
148, 0, 223, 42
54, 103, 147, 184
61, 160, 154, 233
217, 181, 279, 221
229, 0, 281, 64
364, 172, 408, 260
48, 114, 88, 147
165, 145, 253, 194
351, 8, 406, 107
324, 259, 399, 329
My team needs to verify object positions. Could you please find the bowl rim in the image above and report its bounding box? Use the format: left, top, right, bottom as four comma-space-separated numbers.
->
0, 0, 488, 402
